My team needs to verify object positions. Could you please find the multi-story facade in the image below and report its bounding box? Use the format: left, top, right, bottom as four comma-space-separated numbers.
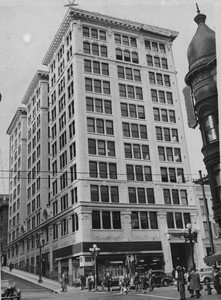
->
6, 107, 27, 267
7, 8, 206, 284
0, 194, 9, 266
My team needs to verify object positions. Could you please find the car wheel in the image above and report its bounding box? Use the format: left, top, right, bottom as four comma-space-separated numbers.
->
163, 280, 168, 287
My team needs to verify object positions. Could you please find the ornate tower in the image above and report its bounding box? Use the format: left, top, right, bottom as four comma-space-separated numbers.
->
185, 7, 220, 227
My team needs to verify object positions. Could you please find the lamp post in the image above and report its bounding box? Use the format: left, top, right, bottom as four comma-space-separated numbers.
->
89, 244, 100, 290
183, 223, 198, 270
36, 233, 45, 283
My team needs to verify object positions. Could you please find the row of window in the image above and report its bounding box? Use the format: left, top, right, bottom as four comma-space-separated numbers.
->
131, 211, 158, 229
84, 60, 109, 76
52, 187, 77, 216
89, 161, 117, 179
88, 139, 115, 156
158, 146, 182, 162
122, 123, 147, 139
90, 185, 119, 202
145, 40, 166, 53
161, 167, 185, 183
167, 212, 190, 229
147, 55, 168, 69
116, 49, 139, 64
92, 210, 121, 229
155, 126, 179, 142
126, 165, 152, 181
149, 72, 171, 87
121, 103, 145, 119
125, 143, 150, 160
85, 78, 111, 95
114, 33, 137, 47
153, 108, 176, 123
128, 187, 155, 204
151, 89, 173, 105
117, 66, 141, 82
119, 84, 143, 100
87, 117, 114, 135
83, 42, 108, 57
163, 189, 188, 205
83, 26, 107, 41
86, 97, 112, 114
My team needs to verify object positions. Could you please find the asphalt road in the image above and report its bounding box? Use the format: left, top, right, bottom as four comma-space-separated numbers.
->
2, 272, 221, 300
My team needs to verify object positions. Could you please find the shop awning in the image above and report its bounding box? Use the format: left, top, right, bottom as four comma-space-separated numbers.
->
204, 250, 221, 264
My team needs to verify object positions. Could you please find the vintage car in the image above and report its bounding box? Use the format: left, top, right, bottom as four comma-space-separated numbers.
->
1, 280, 21, 300
142, 270, 174, 287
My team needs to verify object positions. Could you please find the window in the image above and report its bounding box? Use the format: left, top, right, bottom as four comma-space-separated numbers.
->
147, 55, 153, 66
72, 214, 79, 232
167, 212, 174, 228
91, 185, 99, 202
163, 189, 171, 204
131, 212, 139, 229
149, 212, 158, 229
201, 114, 218, 144
102, 211, 111, 229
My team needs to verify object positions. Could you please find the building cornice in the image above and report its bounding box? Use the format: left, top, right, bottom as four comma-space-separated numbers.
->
6, 107, 27, 135
21, 70, 49, 105
42, 7, 178, 66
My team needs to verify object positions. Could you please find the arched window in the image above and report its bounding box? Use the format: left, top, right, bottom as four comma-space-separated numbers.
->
201, 113, 218, 144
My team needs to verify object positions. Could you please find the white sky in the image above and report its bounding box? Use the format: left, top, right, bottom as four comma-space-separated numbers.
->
0, 0, 217, 194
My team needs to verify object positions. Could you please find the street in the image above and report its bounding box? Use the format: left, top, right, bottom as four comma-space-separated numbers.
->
2, 271, 221, 300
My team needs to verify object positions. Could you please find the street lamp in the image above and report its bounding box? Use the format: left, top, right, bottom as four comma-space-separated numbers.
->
36, 233, 45, 283
89, 244, 100, 290
183, 223, 198, 270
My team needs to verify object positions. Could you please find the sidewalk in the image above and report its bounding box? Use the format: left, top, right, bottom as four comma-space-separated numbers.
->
1, 266, 80, 293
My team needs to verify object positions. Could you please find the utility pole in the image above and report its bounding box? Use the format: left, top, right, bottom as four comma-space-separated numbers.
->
195, 171, 215, 257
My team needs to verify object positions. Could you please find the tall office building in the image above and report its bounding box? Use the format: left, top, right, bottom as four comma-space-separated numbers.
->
7, 8, 206, 284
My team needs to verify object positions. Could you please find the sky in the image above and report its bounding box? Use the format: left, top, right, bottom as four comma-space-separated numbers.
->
0, 0, 217, 194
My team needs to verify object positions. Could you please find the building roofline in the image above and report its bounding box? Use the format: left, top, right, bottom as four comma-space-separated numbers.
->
6, 107, 27, 135
21, 70, 49, 105
42, 7, 178, 66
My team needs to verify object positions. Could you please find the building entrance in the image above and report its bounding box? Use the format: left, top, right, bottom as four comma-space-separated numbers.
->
170, 243, 187, 269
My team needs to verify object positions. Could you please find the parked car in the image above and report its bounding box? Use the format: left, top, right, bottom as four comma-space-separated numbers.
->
1, 280, 21, 300
143, 270, 173, 287
196, 267, 213, 284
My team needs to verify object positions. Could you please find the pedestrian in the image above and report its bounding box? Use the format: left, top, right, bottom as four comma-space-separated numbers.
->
105, 272, 113, 292
119, 273, 125, 294
172, 267, 176, 280
147, 269, 155, 292
213, 267, 221, 294
124, 274, 131, 293
61, 271, 68, 292
176, 266, 186, 300
88, 273, 94, 291
134, 272, 141, 292
80, 274, 86, 290
188, 267, 201, 298
9, 263, 13, 272
140, 273, 148, 294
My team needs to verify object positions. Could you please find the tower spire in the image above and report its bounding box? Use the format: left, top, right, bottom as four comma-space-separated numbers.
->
194, 3, 206, 25
195, 3, 200, 14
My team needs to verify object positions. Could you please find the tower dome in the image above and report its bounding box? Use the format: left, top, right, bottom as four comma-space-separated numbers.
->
187, 9, 216, 71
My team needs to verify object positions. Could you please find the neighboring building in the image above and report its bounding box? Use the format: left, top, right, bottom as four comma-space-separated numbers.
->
6, 8, 206, 284
0, 194, 9, 266
193, 183, 221, 260
6, 107, 27, 267
185, 8, 220, 227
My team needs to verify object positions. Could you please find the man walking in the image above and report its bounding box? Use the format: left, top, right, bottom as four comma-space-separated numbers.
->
188, 267, 201, 298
